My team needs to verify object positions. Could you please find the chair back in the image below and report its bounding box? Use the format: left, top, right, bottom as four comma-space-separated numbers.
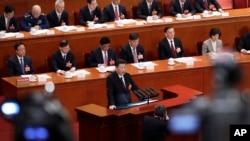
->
233, 0, 248, 9
196, 41, 203, 55
73, 10, 80, 25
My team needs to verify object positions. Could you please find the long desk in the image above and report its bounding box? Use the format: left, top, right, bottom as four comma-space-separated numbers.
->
0, 9, 250, 79
2, 52, 250, 120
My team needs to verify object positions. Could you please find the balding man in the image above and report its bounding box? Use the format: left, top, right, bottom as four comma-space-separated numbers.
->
47, 0, 68, 27
21, 5, 49, 31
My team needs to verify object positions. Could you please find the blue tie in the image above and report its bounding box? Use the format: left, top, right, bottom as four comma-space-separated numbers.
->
20, 58, 25, 74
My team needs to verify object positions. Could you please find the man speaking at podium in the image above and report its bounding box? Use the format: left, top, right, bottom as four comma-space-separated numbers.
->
106, 59, 139, 109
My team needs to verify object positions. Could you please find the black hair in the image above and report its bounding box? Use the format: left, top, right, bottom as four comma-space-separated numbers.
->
100, 37, 110, 45
209, 28, 221, 38
129, 33, 139, 40
87, 0, 94, 4
164, 26, 173, 32
59, 40, 69, 47
154, 105, 166, 117
4, 5, 15, 13
14, 42, 24, 50
115, 59, 126, 67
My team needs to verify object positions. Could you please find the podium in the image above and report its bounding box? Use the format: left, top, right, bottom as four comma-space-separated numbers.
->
75, 85, 203, 141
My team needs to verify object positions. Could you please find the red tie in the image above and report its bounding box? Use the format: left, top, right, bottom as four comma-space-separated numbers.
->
204, 0, 209, 10
104, 51, 108, 66
114, 6, 119, 20
6, 19, 9, 30
170, 40, 177, 58
133, 48, 138, 63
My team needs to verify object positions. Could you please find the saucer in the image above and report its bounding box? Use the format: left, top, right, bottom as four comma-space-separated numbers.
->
117, 24, 124, 27
64, 75, 72, 79
168, 62, 175, 65
99, 70, 107, 73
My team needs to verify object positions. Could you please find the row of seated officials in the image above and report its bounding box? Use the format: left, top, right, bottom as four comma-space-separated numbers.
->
6, 25, 250, 77
0, 0, 225, 32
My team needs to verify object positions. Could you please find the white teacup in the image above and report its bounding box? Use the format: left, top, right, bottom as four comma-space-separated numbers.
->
0, 31, 6, 37
146, 16, 153, 22
176, 14, 182, 19
117, 20, 123, 26
138, 62, 144, 69
65, 71, 72, 77
88, 22, 95, 29
30, 28, 37, 34
29, 75, 36, 81
203, 10, 209, 16
98, 65, 106, 72
168, 58, 175, 65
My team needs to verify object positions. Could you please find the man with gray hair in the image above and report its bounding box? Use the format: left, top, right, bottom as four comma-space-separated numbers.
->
21, 5, 49, 31
47, 0, 68, 27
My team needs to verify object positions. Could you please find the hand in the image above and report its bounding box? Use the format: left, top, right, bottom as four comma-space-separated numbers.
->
25, 65, 30, 72
33, 25, 40, 30
183, 10, 189, 14
109, 105, 116, 110
241, 49, 247, 54
128, 84, 132, 91
138, 54, 143, 59
152, 10, 157, 16
176, 47, 181, 53
9, 24, 15, 29
61, 22, 66, 26
209, 4, 216, 11
93, 16, 99, 22
66, 61, 72, 68
120, 14, 125, 19
109, 59, 115, 65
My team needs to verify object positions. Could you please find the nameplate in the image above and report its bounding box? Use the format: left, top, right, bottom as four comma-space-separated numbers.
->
16, 77, 30, 86
164, 18, 173, 22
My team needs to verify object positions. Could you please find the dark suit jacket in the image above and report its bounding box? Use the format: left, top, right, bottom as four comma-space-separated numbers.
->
195, 0, 221, 13
88, 47, 117, 67
121, 43, 146, 63
106, 71, 139, 106
79, 6, 104, 26
52, 50, 76, 72
142, 115, 168, 141
158, 37, 185, 59
0, 15, 19, 32
103, 4, 127, 22
46, 10, 68, 27
238, 33, 250, 51
170, 0, 196, 16
137, 0, 162, 19
7, 55, 34, 76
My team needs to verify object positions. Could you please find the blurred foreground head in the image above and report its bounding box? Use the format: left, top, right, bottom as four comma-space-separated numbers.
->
1, 90, 74, 141
213, 53, 242, 89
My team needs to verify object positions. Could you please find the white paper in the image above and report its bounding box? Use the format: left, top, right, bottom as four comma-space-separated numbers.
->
115, 19, 136, 24
55, 25, 77, 32
176, 16, 194, 21
88, 23, 107, 29
174, 57, 197, 63
30, 29, 49, 35
96, 66, 115, 72
131, 61, 157, 69
0, 33, 17, 38
36, 74, 51, 79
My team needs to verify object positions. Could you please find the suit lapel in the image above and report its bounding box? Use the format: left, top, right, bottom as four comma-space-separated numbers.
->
115, 72, 127, 91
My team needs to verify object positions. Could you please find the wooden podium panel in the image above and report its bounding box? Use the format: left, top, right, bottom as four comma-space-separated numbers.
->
75, 85, 203, 141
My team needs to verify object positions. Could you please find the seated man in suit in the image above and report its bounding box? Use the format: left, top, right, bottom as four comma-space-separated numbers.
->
21, 5, 49, 31
202, 27, 223, 55
238, 32, 250, 54
121, 32, 146, 63
88, 36, 117, 67
158, 26, 184, 59
47, 0, 68, 27
106, 59, 139, 109
137, 0, 162, 20
52, 40, 76, 74
142, 105, 169, 141
79, 0, 104, 26
195, 0, 223, 13
7, 42, 34, 76
0, 5, 19, 32
103, 0, 127, 22
170, 0, 196, 17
